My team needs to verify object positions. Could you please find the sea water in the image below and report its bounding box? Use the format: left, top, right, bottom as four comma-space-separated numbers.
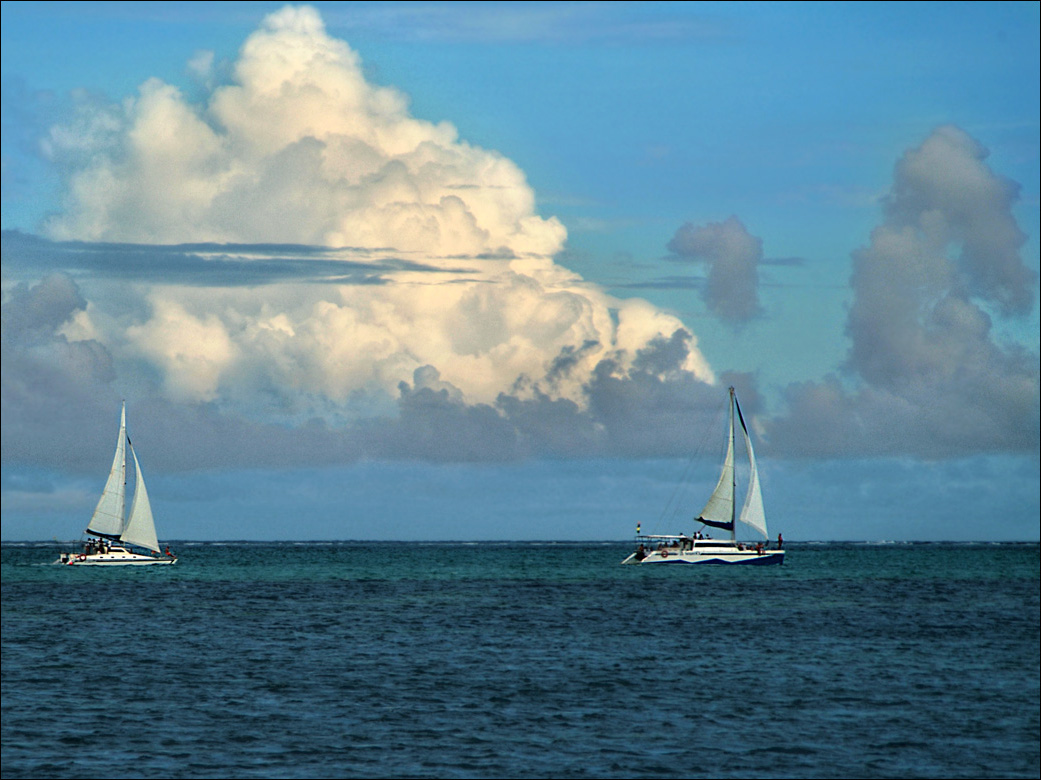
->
1, 542, 1038, 779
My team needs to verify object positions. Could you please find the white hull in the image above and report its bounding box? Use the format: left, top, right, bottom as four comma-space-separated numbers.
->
57, 549, 176, 566
622, 546, 784, 566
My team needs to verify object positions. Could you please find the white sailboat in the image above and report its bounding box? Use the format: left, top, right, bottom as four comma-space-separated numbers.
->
57, 403, 177, 566
621, 387, 784, 565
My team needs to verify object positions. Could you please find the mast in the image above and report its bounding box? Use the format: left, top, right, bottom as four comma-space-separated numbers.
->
729, 386, 736, 542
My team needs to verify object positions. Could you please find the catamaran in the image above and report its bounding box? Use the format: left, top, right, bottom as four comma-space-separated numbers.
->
56, 403, 177, 566
622, 387, 784, 565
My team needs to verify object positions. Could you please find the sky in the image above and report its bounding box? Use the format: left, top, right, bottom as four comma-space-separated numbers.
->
2, 1, 1039, 542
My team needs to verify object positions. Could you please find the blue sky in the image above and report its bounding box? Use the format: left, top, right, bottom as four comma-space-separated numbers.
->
2, 2, 1038, 542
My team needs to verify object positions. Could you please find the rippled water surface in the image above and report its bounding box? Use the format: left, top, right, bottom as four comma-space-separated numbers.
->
2, 542, 1038, 778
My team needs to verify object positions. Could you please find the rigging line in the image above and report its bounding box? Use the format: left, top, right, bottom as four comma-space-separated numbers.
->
656, 446, 702, 526
650, 395, 730, 533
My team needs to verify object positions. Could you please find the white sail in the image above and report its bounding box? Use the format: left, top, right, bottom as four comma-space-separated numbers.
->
698, 399, 735, 527
86, 403, 126, 539
738, 418, 768, 539
122, 444, 161, 553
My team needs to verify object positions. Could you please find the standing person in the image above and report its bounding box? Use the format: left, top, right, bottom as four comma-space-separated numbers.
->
778, 533, 783, 549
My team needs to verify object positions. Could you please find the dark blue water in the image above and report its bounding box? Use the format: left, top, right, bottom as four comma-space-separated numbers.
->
2, 542, 1038, 779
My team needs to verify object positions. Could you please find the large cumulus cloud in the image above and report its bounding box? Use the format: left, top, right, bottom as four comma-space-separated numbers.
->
3, 5, 721, 470
766, 126, 1039, 458
43, 6, 563, 258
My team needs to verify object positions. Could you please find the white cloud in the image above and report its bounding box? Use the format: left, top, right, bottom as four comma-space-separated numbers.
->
36, 5, 712, 419
45, 5, 566, 258
125, 297, 237, 403
187, 49, 216, 88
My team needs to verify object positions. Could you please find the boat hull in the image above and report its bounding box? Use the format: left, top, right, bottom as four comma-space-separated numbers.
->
56, 552, 176, 566
621, 549, 784, 565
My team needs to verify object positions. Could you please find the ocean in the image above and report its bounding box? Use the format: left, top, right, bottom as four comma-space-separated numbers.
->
1, 541, 1038, 779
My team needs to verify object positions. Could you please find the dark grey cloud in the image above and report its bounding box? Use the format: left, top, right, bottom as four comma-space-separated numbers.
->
620, 255, 801, 293
667, 215, 762, 324
766, 126, 1039, 459
362, 369, 525, 462
619, 275, 705, 292
1, 276, 728, 470
360, 331, 725, 462
545, 339, 601, 385
762, 256, 805, 268
0, 230, 473, 287
582, 359, 720, 457
767, 376, 1039, 459
2, 273, 118, 472
2, 273, 85, 346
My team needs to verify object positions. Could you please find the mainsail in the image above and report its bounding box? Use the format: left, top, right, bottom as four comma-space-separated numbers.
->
86, 404, 127, 540
697, 389, 769, 540
698, 397, 735, 532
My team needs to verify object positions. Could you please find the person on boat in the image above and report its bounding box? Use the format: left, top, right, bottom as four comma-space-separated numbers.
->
777, 533, 783, 549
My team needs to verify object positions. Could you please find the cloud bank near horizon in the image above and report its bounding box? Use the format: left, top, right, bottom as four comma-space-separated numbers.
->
1, 7, 1037, 476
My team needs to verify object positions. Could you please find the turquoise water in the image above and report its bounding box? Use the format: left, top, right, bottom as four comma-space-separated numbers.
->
2, 542, 1038, 778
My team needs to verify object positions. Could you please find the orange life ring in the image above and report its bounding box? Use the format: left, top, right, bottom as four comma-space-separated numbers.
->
661, 550, 669, 558
77, 554, 86, 561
